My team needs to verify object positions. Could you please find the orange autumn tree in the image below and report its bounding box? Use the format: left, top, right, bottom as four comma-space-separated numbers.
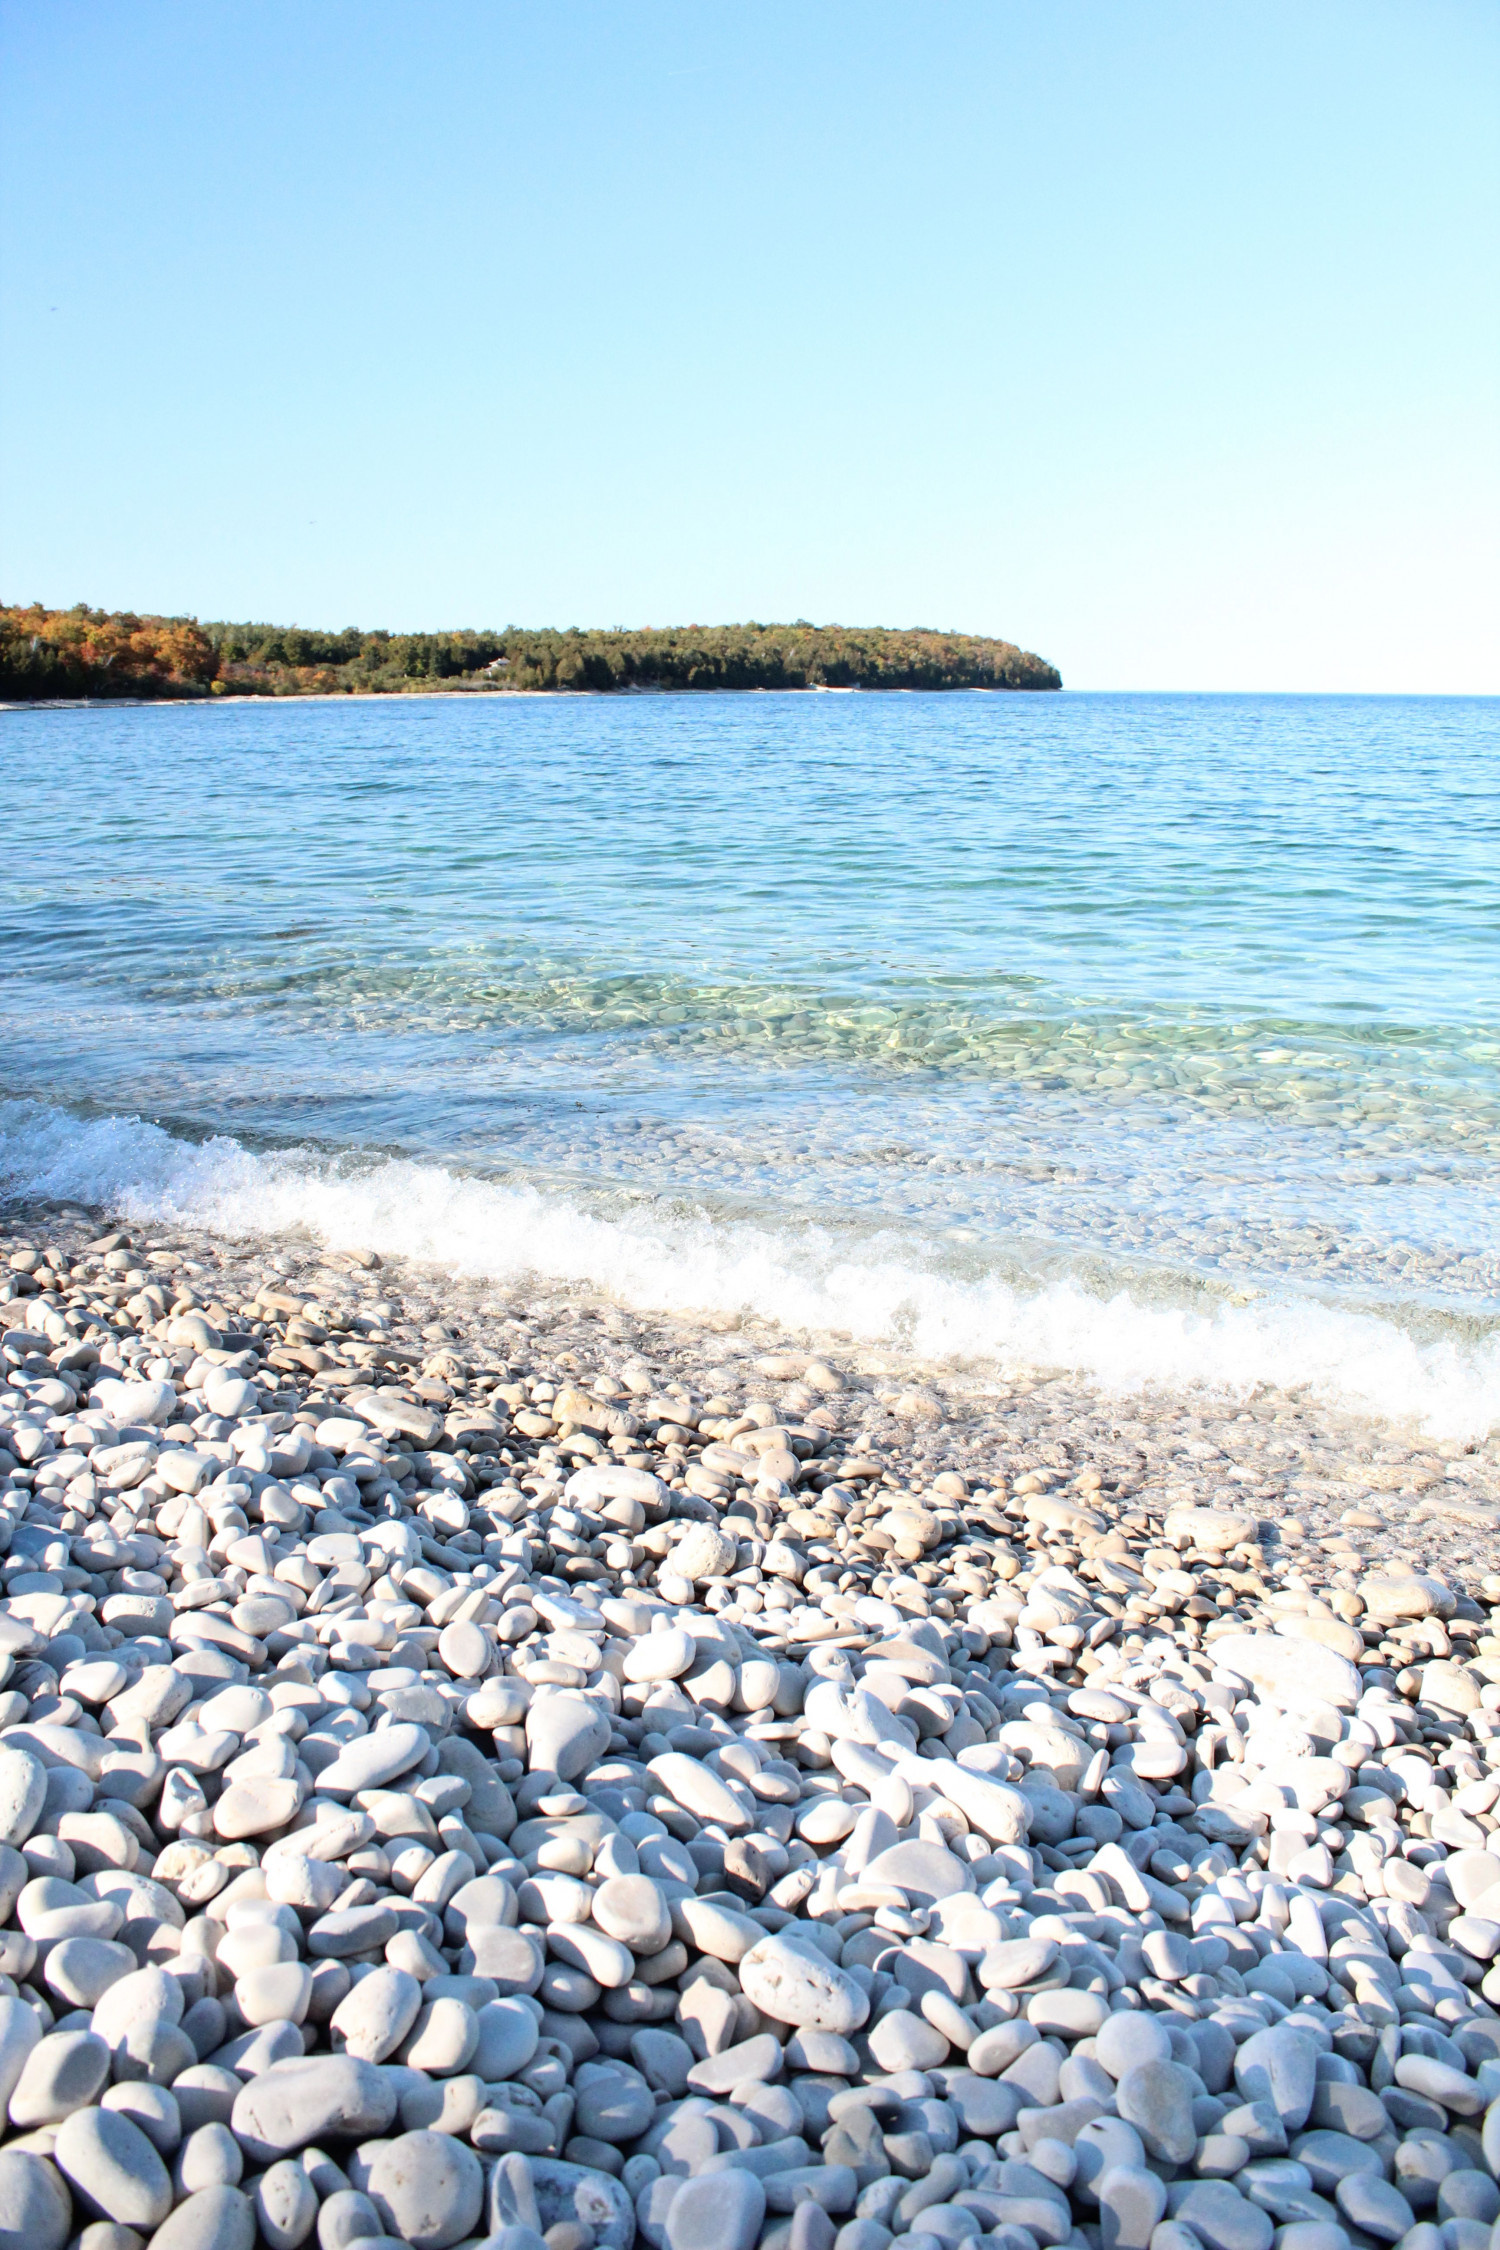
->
0, 603, 218, 699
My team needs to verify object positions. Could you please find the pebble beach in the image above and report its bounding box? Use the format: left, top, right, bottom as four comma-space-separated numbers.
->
2, 1208, 1500, 2250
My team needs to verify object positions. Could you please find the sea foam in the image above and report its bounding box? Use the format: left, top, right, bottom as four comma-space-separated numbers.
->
3, 1099, 1497, 1442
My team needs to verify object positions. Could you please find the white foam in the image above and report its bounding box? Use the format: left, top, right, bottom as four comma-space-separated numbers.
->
3, 1099, 1498, 1440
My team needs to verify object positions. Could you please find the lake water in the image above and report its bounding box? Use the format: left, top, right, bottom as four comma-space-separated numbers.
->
2, 689, 1497, 1434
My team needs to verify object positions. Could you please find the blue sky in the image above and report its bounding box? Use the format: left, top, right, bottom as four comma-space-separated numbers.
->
2, 1, 1495, 690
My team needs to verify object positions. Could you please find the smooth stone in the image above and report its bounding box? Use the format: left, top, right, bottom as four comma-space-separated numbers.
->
438, 1622, 492, 1680
739, 1934, 871, 2036
574, 2068, 655, 2143
8, 2030, 112, 2128
1235, 2028, 1319, 2132
54, 2105, 174, 2227
1165, 2181, 1275, 2250
316, 1723, 431, 1797
470, 1999, 541, 2082
1208, 1634, 1361, 1712
867, 2011, 950, 2074
308, 1904, 400, 1958
229, 2056, 399, 2161
980, 1939, 1059, 1993
665, 2169, 767, 2250
860, 1842, 973, 1905
466, 1928, 544, 1994
0, 2147, 73, 2250
91, 1968, 184, 2065
646, 1756, 752, 1834
363, 2131, 485, 2249
1115, 2060, 1200, 2165
1074, 2118, 1150, 2202
0, 1997, 44, 2112
401, 1998, 479, 2076
252, 2160, 320, 2250
515, 2159, 635, 2250
146, 2186, 256, 2250
1098, 2165, 1168, 2250
1335, 2175, 1419, 2242
1095, 2013, 1173, 2081
329, 1967, 423, 2062
44, 1939, 138, 2010
592, 1877, 672, 1956
623, 1631, 697, 1685
0, 1749, 47, 1847
525, 1697, 611, 1783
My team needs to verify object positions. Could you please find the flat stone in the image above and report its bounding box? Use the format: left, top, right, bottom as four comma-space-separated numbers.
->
861, 1841, 973, 1905
229, 2055, 399, 2161
684, 2034, 784, 2096
1209, 1634, 1361, 1712
1166, 2182, 1274, 2250
646, 1755, 753, 1833
316, 1723, 431, 1797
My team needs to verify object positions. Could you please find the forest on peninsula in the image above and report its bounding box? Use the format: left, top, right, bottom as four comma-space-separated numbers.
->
0, 602, 1061, 699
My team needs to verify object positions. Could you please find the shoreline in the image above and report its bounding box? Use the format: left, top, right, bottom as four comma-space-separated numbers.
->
4, 1198, 1499, 1570
4, 1196, 1500, 2248
0, 682, 1048, 713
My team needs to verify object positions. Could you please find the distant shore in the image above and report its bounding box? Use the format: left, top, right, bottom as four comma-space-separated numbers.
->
1, 605, 1062, 703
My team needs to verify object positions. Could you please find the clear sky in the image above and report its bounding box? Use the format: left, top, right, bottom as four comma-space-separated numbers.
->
2, 1, 1495, 691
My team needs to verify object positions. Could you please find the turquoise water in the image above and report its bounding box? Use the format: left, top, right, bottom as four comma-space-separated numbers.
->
1, 690, 1497, 1431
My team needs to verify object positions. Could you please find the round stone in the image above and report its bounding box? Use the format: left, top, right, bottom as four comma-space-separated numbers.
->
363, 2132, 484, 2250
665, 2170, 766, 2250
1096, 2012, 1174, 2080
437, 1622, 492, 1679
867, 2008, 950, 2074
470, 2000, 541, 2082
590, 1877, 671, 1955
401, 1999, 479, 2076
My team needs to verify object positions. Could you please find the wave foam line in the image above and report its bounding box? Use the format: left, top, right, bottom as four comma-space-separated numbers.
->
2, 1100, 1498, 1440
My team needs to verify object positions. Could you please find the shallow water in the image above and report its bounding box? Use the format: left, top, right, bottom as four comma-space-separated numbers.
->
2, 689, 1497, 1432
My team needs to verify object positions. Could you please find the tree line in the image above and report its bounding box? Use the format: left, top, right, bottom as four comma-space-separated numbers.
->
1, 603, 1062, 700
